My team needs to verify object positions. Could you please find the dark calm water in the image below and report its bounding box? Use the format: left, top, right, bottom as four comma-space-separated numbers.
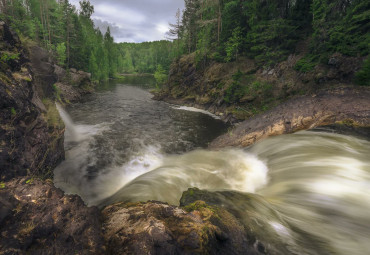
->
55, 77, 370, 255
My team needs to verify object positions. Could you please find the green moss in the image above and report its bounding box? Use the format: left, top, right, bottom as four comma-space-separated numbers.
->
42, 99, 64, 129
52, 84, 62, 102
26, 178, 34, 184
188, 189, 194, 196
335, 119, 359, 127
10, 107, 16, 116
183, 200, 217, 214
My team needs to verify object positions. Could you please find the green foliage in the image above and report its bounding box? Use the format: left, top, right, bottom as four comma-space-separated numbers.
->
2, 0, 122, 83
355, 58, 370, 86
1, 52, 20, 62
225, 27, 243, 62
0, 182, 5, 189
311, 0, 369, 57
224, 70, 244, 103
294, 54, 319, 73
56, 43, 67, 67
224, 71, 273, 104
118, 41, 175, 74
52, 84, 61, 101
154, 65, 168, 89
175, 0, 368, 71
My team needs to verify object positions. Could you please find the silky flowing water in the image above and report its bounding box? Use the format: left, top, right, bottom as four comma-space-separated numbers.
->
55, 78, 370, 255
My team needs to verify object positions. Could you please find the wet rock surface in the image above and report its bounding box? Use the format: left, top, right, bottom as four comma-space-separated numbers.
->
0, 178, 105, 254
210, 87, 370, 148
102, 200, 259, 255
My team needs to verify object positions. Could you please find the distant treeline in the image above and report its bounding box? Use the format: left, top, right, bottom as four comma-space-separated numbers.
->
118, 41, 175, 74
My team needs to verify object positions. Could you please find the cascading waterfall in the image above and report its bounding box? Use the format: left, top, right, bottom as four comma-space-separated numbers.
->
54, 80, 370, 255
55, 102, 79, 142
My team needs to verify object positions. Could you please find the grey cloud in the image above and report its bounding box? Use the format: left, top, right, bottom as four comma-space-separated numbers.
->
70, 0, 184, 42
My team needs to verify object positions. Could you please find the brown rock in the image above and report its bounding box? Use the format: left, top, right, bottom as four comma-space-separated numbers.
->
0, 23, 64, 181
0, 178, 105, 254
210, 87, 370, 148
102, 201, 257, 255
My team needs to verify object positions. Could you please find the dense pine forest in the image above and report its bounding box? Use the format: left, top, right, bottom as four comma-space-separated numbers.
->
172, 0, 369, 85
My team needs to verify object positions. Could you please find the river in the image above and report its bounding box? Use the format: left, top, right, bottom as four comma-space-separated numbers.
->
55, 78, 370, 255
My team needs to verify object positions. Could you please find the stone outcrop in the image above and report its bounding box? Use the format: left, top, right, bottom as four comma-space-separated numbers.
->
0, 177, 105, 254
209, 87, 370, 148
0, 22, 64, 181
31, 46, 93, 105
102, 200, 261, 255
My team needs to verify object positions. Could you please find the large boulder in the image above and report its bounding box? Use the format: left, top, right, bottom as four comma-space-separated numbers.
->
102, 200, 259, 255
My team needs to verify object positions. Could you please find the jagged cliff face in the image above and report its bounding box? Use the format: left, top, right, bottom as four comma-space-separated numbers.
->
0, 22, 64, 181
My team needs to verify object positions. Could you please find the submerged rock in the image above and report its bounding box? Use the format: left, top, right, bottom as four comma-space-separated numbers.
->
0, 178, 105, 254
102, 200, 259, 255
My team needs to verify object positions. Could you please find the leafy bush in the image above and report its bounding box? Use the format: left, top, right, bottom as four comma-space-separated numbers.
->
294, 54, 319, 73
0, 52, 20, 62
224, 70, 244, 103
154, 65, 167, 89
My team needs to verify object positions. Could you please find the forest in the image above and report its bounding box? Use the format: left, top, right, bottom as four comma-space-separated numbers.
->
0, 0, 176, 82
1, 0, 368, 85
118, 41, 175, 74
171, 0, 369, 84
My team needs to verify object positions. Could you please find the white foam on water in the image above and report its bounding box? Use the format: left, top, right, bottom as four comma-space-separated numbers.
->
172, 105, 221, 119
103, 149, 269, 205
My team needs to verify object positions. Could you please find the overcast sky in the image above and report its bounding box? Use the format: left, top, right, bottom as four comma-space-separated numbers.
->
69, 0, 184, 43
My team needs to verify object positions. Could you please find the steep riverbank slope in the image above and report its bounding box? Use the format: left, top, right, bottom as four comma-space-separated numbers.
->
155, 48, 368, 124
0, 21, 64, 180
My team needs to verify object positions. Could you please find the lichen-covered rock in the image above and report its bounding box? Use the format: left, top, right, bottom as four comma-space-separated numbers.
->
0, 178, 105, 254
0, 22, 64, 181
102, 201, 259, 255
180, 188, 301, 255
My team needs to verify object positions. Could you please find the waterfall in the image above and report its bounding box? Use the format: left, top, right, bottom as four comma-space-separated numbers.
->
56, 102, 79, 142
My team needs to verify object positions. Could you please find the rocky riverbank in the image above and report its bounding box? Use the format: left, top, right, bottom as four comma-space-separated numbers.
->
154, 44, 367, 124
210, 87, 370, 148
